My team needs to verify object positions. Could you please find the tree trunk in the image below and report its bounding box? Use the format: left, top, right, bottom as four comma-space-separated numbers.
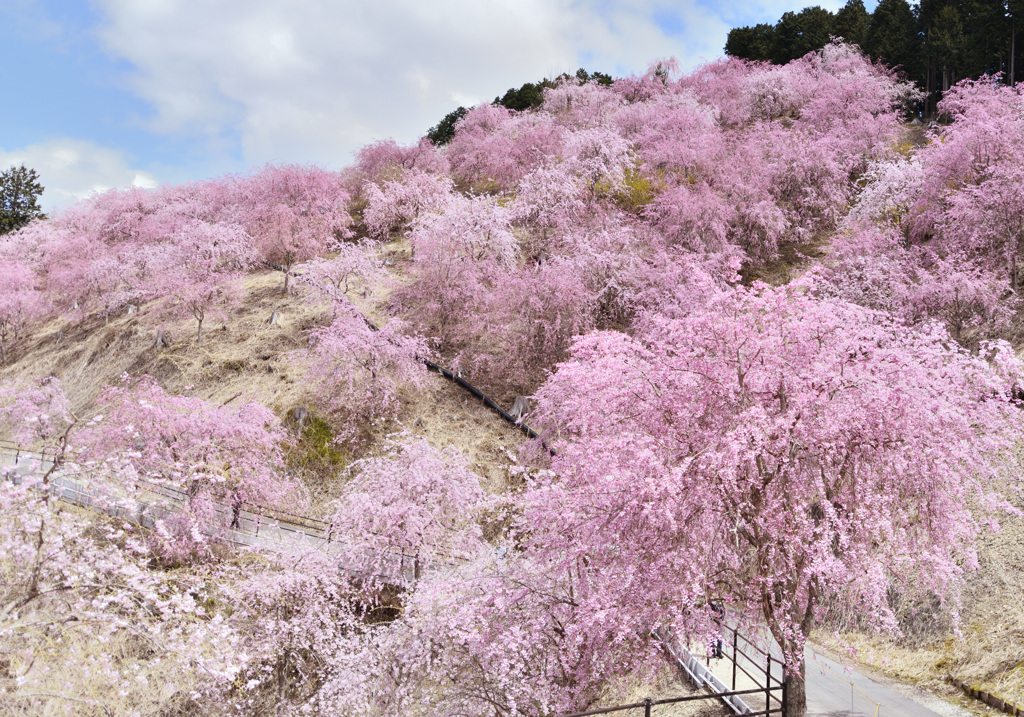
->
282, 268, 290, 295
276, 638, 288, 717
196, 317, 203, 344
231, 493, 242, 529
785, 655, 808, 717
0, 334, 6, 365
1012, 18, 1017, 87
926, 63, 933, 116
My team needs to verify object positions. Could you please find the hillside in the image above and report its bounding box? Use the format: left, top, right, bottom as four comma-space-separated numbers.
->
0, 268, 525, 501
2, 41, 1024, 717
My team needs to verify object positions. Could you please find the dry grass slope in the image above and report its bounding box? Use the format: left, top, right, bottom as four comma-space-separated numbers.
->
0, 269, 526, 506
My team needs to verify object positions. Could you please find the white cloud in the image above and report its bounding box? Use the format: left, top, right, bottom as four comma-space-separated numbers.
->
0, 139, 159, 211
91, 0, 733, 169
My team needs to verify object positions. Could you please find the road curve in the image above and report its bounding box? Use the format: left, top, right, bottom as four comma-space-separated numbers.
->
805, 644, 967, 717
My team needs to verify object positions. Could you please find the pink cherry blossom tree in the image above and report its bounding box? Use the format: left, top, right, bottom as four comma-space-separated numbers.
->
355, 137, 449, 183
302, 239, 384, 295
809, 223, 916, 317
221, 550, 369, 716
827, 77, 1023, 344
446, 104, 565, 192
561, 126, 633, 204
472, 258, 596, 396
229, 164, 353, 292
409, 193, 517, 267
76, 375, 301, 560
146, 220, 254, 343
0, 466, 246, 715
362, 169, 454, 241
0, 376, 72, 448
330, 436, 486, 585
939, 161, 1024, 289
35, 229, 124, 320
509, 162, 588, 260
905, 78, 1024, 249
0, 260, 47, 364
528, 284, 1024, 716
1, 380, 376, 717
349, 548, 666, 717
390, 193, 517, 361
543, 76, 623, 128
304, 289, 430, 444
644, 183, 734, 253
905, 253, 1013, 344
612, 89, 722, 179
0, 376, 245, 714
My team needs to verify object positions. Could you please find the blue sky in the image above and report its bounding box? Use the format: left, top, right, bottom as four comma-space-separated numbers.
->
1, 0, 870, 211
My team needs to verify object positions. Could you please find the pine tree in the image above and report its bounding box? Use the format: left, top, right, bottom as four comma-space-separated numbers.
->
834, 0, 871, 48
725, 23, 776, 61
771, 6, 836, 64
926, 4, 967, 90
0, 165, 45, 234
864, 0, 925, 84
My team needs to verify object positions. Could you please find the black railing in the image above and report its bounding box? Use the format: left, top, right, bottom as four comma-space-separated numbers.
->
560, 686, 782, 717
560, 624, 788, 717
719, 622, 788, 716
1, 440, 468, 579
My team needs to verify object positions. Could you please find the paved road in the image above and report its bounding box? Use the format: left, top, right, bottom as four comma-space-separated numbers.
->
805, 644, 957, 717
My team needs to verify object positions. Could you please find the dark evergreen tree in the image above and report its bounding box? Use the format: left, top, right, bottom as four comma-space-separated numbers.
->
864, 0, 925, 84
1011, 0, 1023, 85
833, 0, 871, 47
925, 3, 967, 90
960, 0, 1010, 78
575, 68, 613, 86
495, 82, 545, 111
0, 165, 45, 235
771, 6, 836, 63
725, 23, 777, 61
426, 107, 468, 146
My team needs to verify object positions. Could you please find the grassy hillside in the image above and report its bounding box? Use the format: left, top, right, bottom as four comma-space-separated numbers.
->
0, 264, 527, 508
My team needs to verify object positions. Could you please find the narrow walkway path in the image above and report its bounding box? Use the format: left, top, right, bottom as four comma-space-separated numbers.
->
0, 443, 421, 583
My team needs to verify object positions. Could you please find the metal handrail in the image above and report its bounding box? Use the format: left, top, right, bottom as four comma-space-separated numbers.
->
2, 445, 475, 578
726, 625, 785, 689
559, 686, 784, 717
2, 442, 329, 535
3, 441, 475, 567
